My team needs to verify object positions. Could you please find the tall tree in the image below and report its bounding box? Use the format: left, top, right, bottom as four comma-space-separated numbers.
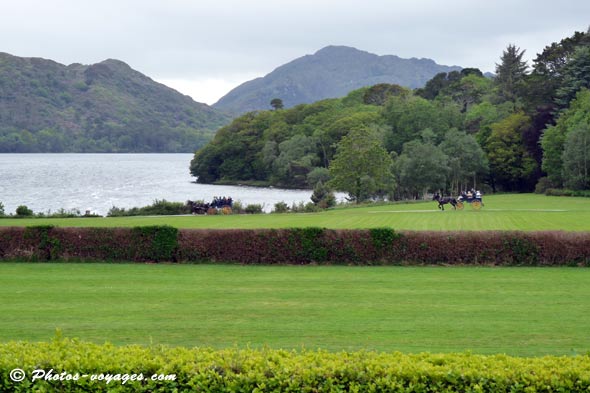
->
439, 129, 488, 194
562, 124, 590, 190
541, 89, 590, 187
270, 98, 284, 110
394, 140, 449, 198
495, 44, 528, 106
555, 46, 590, 109
485, 112, 536, 191
526, 29, 590, 110
328, 127, 394, 203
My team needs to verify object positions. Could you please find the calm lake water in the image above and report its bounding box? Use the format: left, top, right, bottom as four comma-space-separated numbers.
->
0, 154, 331, 215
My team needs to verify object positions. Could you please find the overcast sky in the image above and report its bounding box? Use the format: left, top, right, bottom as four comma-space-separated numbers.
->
1, 0, 588, 105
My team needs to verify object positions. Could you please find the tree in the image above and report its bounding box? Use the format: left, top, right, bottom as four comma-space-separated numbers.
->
439, 129, 488, 194
394, 140, 449, 198
555, 46, 590, 109
272, 134, 319, 187
310, 180, 336, 208
485, 112, 536, 191
382, 94, 462, 153
328, 127, 394, 203
16, 205, 33, 217
562, 124, 590, 190
495, 44, 528, 106
270, 98, 284, 110
542, 89, 590, 187
525, 29, 590, 110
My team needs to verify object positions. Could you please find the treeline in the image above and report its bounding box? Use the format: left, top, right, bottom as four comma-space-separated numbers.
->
191, 29, 590, 200
0, 125, 213, 153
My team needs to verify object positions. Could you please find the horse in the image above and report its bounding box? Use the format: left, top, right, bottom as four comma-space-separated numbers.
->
186, 200, 210, 215
433, 193, 457, 211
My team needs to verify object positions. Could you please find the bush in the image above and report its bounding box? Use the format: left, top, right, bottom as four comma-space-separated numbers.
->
310, 180, 335, 208
108, 200, 190, 217
0, 201, 4, 216
36, 208, 83, 218
545, 188, 590, 197
244, 204, 263, 214
230, 200, 245, 214
534, 176, 554, 194
1, 338, 589, 392
131, 226, 178, 262
3, 228, 590, 266
16, 205, 33, 217
272, 201, 290, 213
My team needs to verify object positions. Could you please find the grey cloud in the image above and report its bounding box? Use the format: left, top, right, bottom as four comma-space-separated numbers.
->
1, 0, 588, 93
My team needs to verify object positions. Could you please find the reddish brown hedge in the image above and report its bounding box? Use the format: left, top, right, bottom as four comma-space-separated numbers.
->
1, 226, 590, 266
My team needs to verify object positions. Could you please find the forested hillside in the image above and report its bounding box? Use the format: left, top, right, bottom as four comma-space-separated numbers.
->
0, 53, 230, 152
213, 45, 461, 114
192, 29, 590, 199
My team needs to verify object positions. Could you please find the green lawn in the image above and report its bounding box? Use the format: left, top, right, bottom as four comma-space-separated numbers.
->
2, 194, 590, 231
1, 263, 589, 357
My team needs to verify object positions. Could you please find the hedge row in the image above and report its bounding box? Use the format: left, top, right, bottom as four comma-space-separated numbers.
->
1, 338, 589, 392
1, 226, 590, 266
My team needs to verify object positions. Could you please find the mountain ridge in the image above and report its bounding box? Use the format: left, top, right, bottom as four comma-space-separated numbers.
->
213, 45, 462, 114
0, 52, 230, 152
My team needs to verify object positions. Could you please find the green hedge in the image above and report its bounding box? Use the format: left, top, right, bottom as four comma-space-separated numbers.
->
1, 338, 589, 392
2, 226, 590, 266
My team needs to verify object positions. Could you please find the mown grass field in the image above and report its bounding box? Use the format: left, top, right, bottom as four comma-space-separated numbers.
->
1, 263, 589, 357
2, 194, 590, 231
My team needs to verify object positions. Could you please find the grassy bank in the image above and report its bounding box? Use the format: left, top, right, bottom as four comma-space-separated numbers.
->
1, 263, 588, 356
2, 194, 590, 231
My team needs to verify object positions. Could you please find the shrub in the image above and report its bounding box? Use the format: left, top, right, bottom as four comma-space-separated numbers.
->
370, 227, 402, 249
310, 180, 336, 208
3, 228, 590, 266
1, 338, 590, 392
23, 225, 60, 260
272, 201, 289, 213
131, 226, 179, 262
16, 205, 33, 217
244, 204, 263, 214
0, 201, 4, 216
107, 200, 190, 217
545, 188, 590, 197
534, 176, 554, 194
288, 227, 328, 263
230, 200, 245, 214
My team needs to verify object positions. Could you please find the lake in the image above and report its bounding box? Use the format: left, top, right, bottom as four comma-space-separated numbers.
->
0, 154, 334, 215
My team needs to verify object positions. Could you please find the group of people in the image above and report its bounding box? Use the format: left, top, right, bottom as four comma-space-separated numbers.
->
210, 196, 233, 208
186, 196, 234, 214
458, 189, 482, 201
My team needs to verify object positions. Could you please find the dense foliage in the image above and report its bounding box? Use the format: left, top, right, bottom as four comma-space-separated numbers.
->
0, 53, 230, 152
1, 338, 590, 392
2, 226, 590, 266
192, 28, 590, 198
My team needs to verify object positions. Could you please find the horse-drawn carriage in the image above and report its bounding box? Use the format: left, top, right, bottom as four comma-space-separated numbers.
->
433, 190, 483, 211
456, 191, 483, 210
186, 196, 233, 215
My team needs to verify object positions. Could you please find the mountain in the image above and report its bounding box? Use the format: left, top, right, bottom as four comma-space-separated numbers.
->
0, 53, 230, 152
213, 46, 462, 114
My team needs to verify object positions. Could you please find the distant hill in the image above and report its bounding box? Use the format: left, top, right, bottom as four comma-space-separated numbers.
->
0, 53, 230, 152
213, 46, 462, 114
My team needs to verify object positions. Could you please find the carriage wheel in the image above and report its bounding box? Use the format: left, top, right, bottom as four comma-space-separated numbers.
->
471, 200, 482, 210
456, 201, 464, 210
